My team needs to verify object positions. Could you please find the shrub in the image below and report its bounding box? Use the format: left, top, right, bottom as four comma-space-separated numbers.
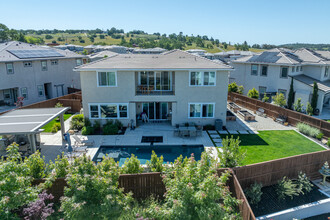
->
328, 138, 330, 147
272, 93, 286, 107
294, 98, 303, 112
114, 119, 123, 129
217, 136, 245, 168
81, 126, 94, 135
121, 154, 144, 174
93, 120, 101, 131
103, 124, 119, 135
247, 88, 259, 99
51, 123, 61, 133
23, 191, 54, 220
316, 133, 324, 140
262, 92, 269, 102
26, 151, 46, 179
60, 155, 132, 219
245, 182, 263, 205
70, 114, 84, 130
204, 124, 214, 130
306, 102, 313, 116
311, 82, 318, 111
84, 117, 91, 127
228, 82, 238, 93
297, 123, 320, 138
146, 151, 164, 172
276, 176, 299, 200
54, 154, 69, 178
237, 85, 244, 94
297, 171, 313, 194
54, 102, 63, 108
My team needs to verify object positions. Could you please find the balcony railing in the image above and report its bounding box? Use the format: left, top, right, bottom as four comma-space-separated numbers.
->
136, 85, 175, 95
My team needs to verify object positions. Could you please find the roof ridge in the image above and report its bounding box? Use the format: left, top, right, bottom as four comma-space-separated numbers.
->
302, 48, 326, 64
0, 41, 17, 52
76, 53, 119, 69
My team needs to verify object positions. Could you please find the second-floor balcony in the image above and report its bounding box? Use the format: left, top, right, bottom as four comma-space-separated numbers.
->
135, 71, 175, 96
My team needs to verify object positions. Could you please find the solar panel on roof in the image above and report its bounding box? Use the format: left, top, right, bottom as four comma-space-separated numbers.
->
7, 49, 65, 59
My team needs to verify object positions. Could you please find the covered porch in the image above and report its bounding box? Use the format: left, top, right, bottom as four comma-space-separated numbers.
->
0, 107, 69, 158
135, 102, 173, 125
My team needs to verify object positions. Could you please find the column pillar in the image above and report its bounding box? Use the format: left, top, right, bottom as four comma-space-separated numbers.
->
30, 134, 37, 153
60, 113, 65, 147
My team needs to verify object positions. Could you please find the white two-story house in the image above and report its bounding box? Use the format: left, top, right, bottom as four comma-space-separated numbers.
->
75, 50, 233, 127
231, 48, 330, 114
0, 41, 86, 108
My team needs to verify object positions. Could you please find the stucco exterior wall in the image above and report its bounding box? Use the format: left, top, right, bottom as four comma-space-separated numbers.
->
0, 58, 81, 105
80, 70, 229, 127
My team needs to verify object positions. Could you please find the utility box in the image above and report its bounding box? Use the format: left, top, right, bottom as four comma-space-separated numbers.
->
215, 119, 223, 130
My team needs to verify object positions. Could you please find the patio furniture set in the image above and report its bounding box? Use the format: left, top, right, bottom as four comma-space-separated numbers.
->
174, 123, 203, 137
63, 135, 95, 158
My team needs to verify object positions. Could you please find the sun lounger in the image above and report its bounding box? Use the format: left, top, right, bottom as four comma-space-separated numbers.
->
72, 135, 94, 146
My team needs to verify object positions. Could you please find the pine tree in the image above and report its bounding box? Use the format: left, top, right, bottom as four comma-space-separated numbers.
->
287, 78, 294, 109
311, 82, 318, 113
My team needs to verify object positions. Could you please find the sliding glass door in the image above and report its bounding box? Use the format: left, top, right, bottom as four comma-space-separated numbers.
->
139, 71, 171, 91
142, 102, 168, 120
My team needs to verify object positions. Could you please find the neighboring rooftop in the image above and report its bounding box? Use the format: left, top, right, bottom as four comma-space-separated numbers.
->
291, 74, 330, 93
75, 49, 233, 71
88, 51, 118, 60
0, 41, 85, 62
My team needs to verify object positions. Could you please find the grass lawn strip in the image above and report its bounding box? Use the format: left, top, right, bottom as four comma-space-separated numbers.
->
219, 130, 325, 165
41, 114, 72, 133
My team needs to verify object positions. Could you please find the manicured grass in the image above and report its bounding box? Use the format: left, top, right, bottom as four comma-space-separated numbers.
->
41, 114, 72, 133
220, 130, 325, 165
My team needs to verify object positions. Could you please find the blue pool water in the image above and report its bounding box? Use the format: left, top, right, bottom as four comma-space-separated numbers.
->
93, 145, 204, 166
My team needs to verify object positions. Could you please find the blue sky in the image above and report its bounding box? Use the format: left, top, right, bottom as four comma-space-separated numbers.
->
1, 0, 329, 45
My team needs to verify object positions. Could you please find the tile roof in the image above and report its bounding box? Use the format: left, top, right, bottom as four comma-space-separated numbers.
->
293, 48, 329, 64
76, 49, 233, 71
292, 74, 330, 93
0, 41, 85, 62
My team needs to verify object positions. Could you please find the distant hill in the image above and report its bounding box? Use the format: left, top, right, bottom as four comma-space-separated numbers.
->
279, 43, 330, 51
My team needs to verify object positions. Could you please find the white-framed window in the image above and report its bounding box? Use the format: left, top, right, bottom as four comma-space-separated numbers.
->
23, 61, 32, 67
97, 72, 117, 87
251, 64, 258, 75
261, 65, 268, 76
296, 66, 299, 72
259, 86, 267, 94
76, 59, 82, 66
89, 103, 128, 119
325, 66, 329, 77
41, 61, 47, 71
278, 89, 287, 98
6, 63, 14, 74
51, 60, 58, 65
37, 85, 44, 97
300, 66, 303, 71
292, 67, 295, 72
21, 87, 28, 99
189, 103, 214, 118
280, 67, 288, 78
190, 71, 216, 86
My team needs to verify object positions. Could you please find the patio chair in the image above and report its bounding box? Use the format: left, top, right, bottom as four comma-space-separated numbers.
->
73, 145, 88, 152
72, 135, 95, 146
174, 128, 180, 137
189, 130, 197, 137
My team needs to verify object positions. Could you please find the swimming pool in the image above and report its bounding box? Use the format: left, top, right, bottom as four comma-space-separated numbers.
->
93, 145, 204, 166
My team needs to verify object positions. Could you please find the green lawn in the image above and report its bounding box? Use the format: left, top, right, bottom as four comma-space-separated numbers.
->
220, 130, 325, 165
41, 114, 72, 133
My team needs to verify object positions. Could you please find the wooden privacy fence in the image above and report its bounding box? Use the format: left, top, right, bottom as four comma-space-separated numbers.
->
233, 150, 330, 189
228, 92, 330, 137
0, 92, 82, 116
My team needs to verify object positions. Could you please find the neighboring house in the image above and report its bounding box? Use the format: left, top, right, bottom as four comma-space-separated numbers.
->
87, 51, 118, 62
75, 49, 233, 127
131, 47, 167, 54
0, 41, 85, 106
231, 48, 330, 114
84, 45, 128, 54
54, 44, 84, 52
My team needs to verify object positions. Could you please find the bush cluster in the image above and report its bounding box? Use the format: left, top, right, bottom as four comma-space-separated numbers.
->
51, 123, 61, 133
297, 123, 321, 138
70, 114, 84, 130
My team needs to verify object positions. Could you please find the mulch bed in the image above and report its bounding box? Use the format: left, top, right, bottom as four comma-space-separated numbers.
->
250, 184, 328, 217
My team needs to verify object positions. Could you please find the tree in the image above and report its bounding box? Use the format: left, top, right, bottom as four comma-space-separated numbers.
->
272, 93, 286, 107
306, 102, 313, 116
294, 98, 303, 112
45, 34, 53, 39
311, 82, 318, 113
0, 23, 9, 42
217, 136, 245, 168
287, 78, 294, 109
247, 88, 259, 99
262, 92, 269, 102
237, 85, 244, 94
